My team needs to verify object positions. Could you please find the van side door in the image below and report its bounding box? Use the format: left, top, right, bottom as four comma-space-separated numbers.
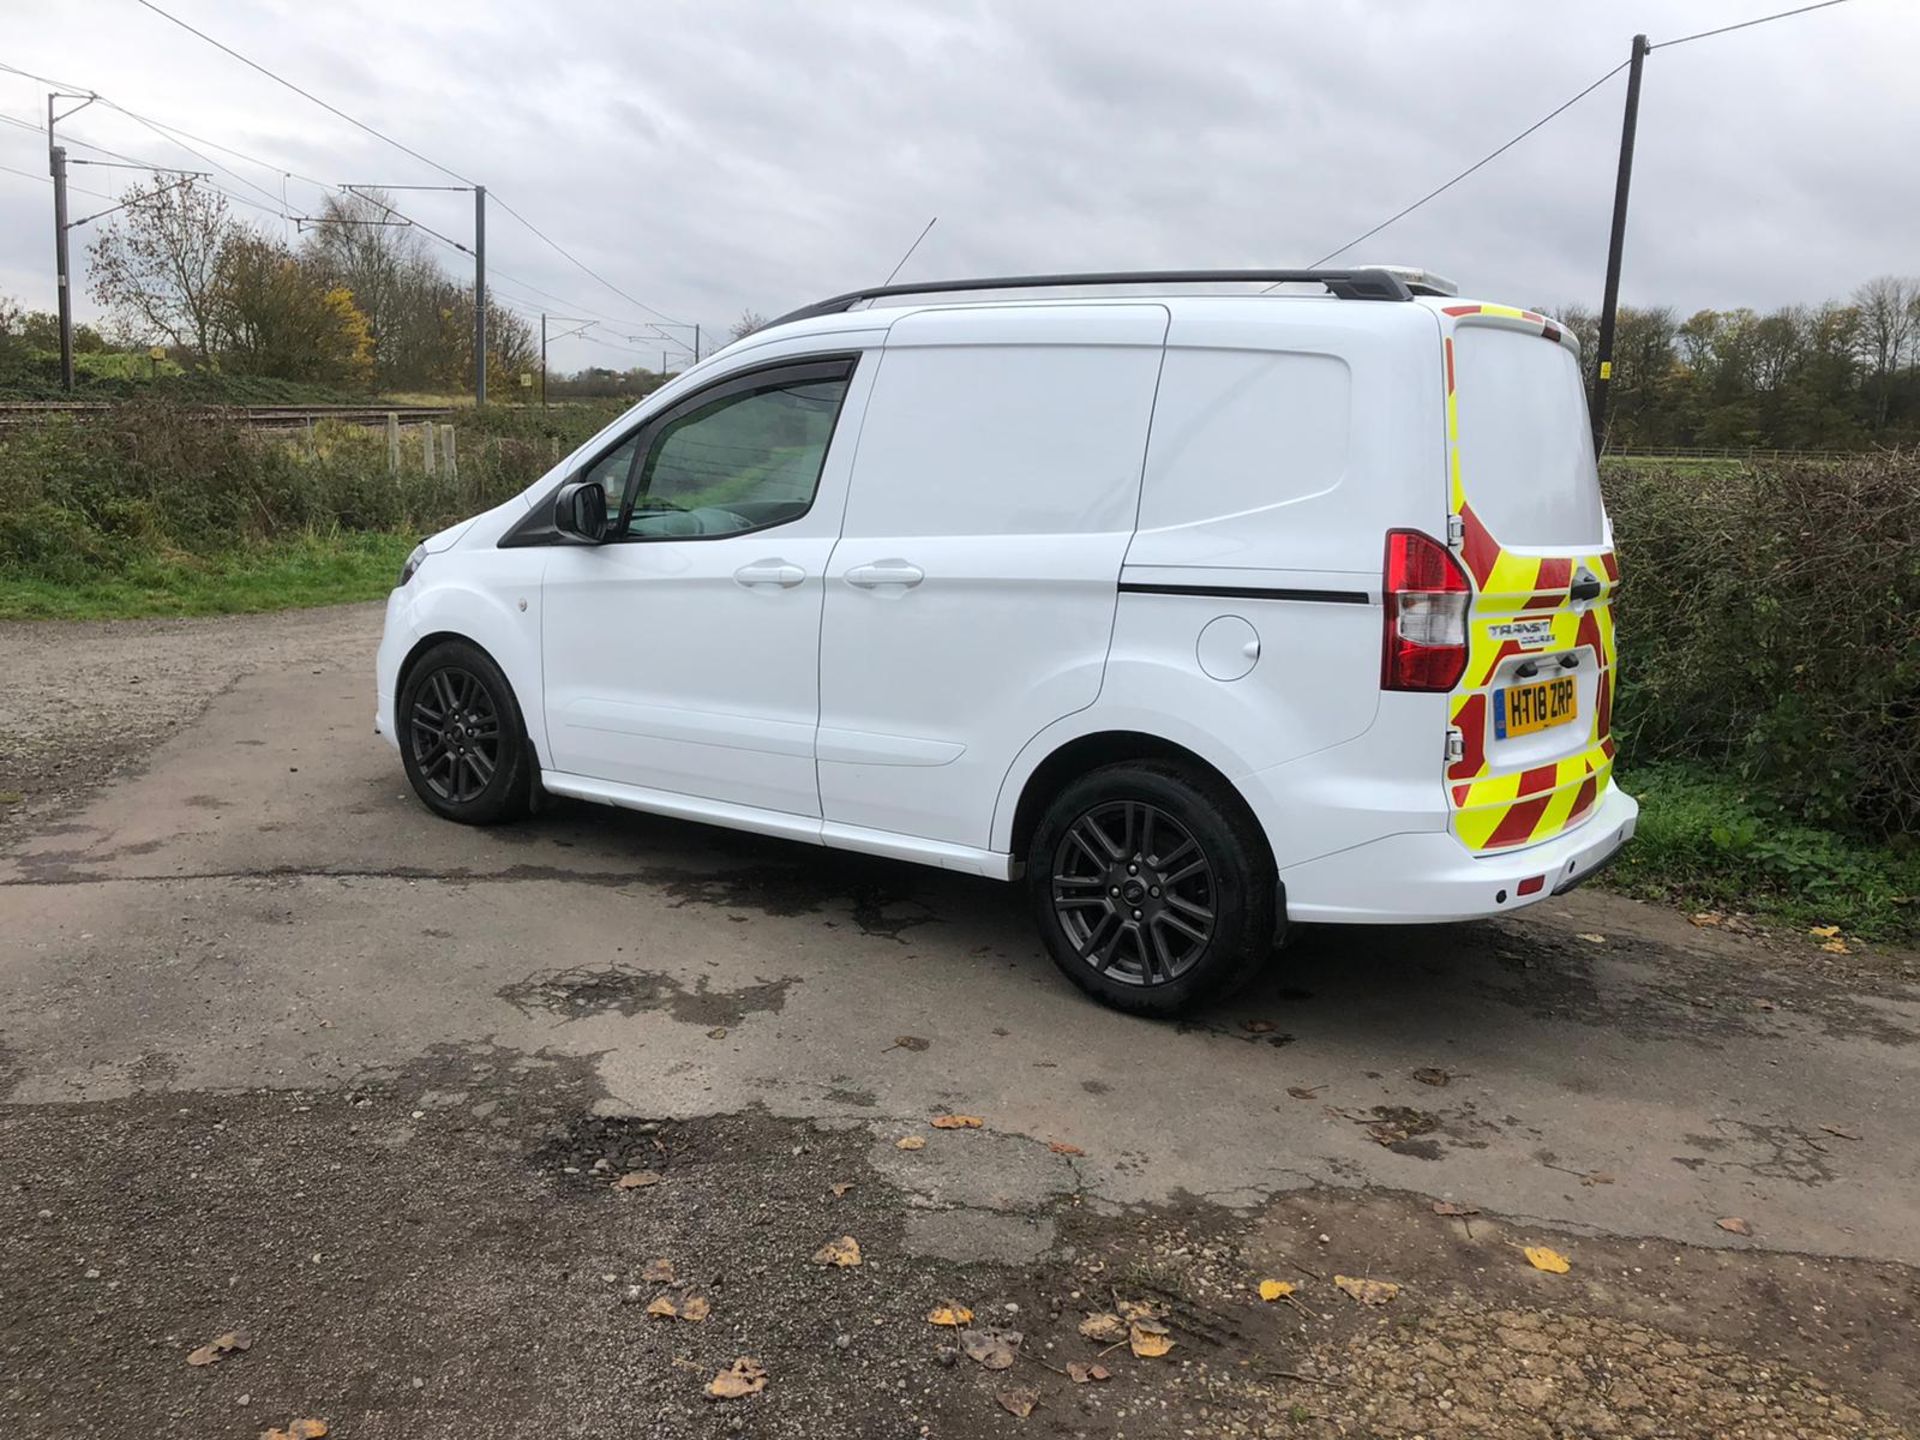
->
816, 304, 1169, 854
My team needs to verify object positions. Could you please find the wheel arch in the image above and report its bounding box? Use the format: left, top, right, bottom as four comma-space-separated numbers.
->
395, 629, 541, 762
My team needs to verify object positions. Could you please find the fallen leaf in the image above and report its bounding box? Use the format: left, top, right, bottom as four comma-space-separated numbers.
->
1524, 1246, 1571, 1274
812, 1235, 862, 1268
1048, 1141, 1085, 1156
1412, 1067, 1451, 1087
1716, 1216, 1754, 1237
1581, 1172, 1616, 1187
679, 1294, 711, 1323
1575, 933, 1607, 944
1258, 1279, 1295, 1302
1432, 1200, 1479, 1217
186, 1346, 221, 1367
960, 1327, 1022, 1370
1821, 939, 1851, 954
1115, 1297, 1159, 1322
260, 1422, 329, 1440
1333, 1274, 1401, 1305
1820, 1124, 1863, 1141
613, 1170, 661, 1190
212, 1331, 253, 1354
706, 1357, 767, 1400
1809, 924, 1842, 938
1065, 1361, 1110, 1384
642, 1257, 676, 1284
1689, 911, 1724, 927
995, 1386, 1039, 1417
930, 1114, 983, 1129
830, 1181, 855, 1197
1285, 1085, 1324, 1100
886, 1035, 931, 1053
895, 1135, 926, 1151
706, 1027, 727, 1039
1077, 1312, 1126, 1343
927, 1302, 974, 1327
1128, 1320, 1174, 1358
1244, 1019, 1277, 1034
645, 1295, 678, 1319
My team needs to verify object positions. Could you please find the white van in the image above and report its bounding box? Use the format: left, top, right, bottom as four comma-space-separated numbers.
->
375, 268, 1635, 1015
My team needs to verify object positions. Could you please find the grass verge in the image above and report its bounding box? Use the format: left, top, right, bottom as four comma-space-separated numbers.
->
0, 529, 412, 621
1606, 762, 1919, 945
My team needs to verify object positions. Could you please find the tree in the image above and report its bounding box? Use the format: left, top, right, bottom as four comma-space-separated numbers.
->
85, 178, 235, 361
730, 309, 770, 342
301, 189, 435, 387
1853, 276, 1918, 430
214, 232, 373, 385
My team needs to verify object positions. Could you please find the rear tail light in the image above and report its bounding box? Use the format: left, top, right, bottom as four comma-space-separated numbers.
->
1382, 529, 1470, 692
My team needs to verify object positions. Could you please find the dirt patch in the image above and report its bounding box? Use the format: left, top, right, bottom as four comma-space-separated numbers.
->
494, 964, 796, 1027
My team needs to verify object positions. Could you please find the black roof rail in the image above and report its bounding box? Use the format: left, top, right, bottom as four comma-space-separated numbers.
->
770, 268, 1414, 327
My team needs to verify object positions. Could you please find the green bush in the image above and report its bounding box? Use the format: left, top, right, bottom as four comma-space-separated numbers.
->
1603, 452, 1920, 836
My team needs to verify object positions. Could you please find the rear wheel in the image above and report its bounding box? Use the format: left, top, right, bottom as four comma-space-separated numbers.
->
1027, 761, 1276, 1016
399, 640, 533, 825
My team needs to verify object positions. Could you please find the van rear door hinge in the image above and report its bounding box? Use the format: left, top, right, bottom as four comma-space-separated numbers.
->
1445, 728, 1465, 764
1446, 514, 1464, 548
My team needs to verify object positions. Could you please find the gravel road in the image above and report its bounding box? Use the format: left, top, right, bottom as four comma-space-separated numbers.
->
2, 603, 1916, 1439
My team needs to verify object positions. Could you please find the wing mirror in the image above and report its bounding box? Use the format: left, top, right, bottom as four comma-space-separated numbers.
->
553, 480, 609, 544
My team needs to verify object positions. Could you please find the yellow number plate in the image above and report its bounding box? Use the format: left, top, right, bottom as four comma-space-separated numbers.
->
1495, 675, 1578, 739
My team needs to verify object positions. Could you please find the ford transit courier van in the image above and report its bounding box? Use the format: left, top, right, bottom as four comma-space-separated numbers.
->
375, 267, 1635, 1016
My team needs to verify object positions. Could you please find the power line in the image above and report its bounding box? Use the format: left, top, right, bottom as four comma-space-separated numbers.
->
130, 0, 475, 187
1653, 0, 1857, 50
1298, 59, 1631, 271
0, 159, 114, 202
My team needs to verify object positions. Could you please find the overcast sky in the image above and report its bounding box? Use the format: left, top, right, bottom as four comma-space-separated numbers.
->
3, 0, 1914, 374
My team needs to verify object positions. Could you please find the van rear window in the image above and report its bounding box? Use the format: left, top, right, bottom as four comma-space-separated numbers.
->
1452, 326, 1606, 548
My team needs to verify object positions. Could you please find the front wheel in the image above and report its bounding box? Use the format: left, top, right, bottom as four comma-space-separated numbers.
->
1027, 761, 1276, 1016
398, 640, 533, 825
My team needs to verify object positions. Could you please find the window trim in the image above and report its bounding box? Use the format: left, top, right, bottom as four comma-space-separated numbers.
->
498, 353, 860, 549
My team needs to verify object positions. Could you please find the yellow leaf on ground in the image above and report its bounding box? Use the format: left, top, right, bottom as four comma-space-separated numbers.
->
642, 1257, 675, 1284
1821, 939, 1851, 954
927, 1303, 974, 1327
1716, 1216, 1754, 1237
186, 1346, 221, 1367
1689, 912, 1724, 927
680, 1295, 711, 1322
645, 1296, 678, 1319
1258, 1279, 1295, 1302
1128, 1321, 1174, 1358
1048, 1141, 1085, 1156
996, 1386, 1039, 1417
1115, 1298, 1158, 1322
812, 1235, 862, 1267
1524, 1246, 1571, 1274
930, 1114, 983, 1129
1334, 1274, 1401, 1305
1809, 924, 1841, 938
895, 1136, 926, 1151
613, 1170, 661, 1190
707, 1357, 767, 1399
1077, 1312, 1126, 1343
261, 1422, 328, 1440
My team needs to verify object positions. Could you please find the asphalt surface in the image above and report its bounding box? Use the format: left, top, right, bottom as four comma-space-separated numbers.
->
2, 602, 1917, 1438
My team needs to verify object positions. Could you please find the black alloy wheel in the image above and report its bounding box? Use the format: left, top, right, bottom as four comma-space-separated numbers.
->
397, 639, 532, 825
1050, 800, 1217, 987
409, 665, 502, 805
1028, 761, 1276, 1016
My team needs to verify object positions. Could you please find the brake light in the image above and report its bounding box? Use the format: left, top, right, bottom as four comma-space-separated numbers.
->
1382, 529, 1470, 692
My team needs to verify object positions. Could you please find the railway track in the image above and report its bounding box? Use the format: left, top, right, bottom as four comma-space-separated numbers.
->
0, 401, 457, 430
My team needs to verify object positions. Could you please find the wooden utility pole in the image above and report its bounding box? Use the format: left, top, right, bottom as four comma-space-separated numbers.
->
1591, 33, 1649, 455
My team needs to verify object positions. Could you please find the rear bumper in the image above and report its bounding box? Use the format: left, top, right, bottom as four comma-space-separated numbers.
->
1276, 784, 1638, 924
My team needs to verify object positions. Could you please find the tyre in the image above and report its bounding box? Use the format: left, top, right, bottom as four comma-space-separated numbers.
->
1027, 761, 1276, 1016
398, 639, 533, 825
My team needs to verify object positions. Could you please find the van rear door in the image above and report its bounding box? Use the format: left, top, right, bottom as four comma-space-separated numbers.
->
1439, 305, 1618, 853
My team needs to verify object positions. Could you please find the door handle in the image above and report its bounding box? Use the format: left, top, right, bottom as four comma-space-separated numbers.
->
733, 560, 806, 589
1570, 571, 1602, 603
845, 560, 924, 590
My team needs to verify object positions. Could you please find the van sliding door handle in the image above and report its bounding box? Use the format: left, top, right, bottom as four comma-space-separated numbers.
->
1570, 572, 1602, 603
845, 561, 924, 590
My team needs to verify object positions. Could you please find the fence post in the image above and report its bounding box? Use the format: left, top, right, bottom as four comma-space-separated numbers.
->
422, 420, 437, 477
445, 426, 458, 483
387, 413, 399, 474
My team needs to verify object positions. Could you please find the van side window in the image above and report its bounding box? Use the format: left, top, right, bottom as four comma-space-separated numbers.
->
624, 377, 850, 540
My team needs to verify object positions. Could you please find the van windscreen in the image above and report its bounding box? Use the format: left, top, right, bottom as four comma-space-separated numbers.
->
1452, 326, 1605, 548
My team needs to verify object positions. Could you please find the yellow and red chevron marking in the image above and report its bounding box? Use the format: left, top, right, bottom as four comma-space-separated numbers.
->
1441, 313, 1618, 853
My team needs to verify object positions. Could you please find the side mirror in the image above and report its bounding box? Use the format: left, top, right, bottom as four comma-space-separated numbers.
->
553, 480, 608, 544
